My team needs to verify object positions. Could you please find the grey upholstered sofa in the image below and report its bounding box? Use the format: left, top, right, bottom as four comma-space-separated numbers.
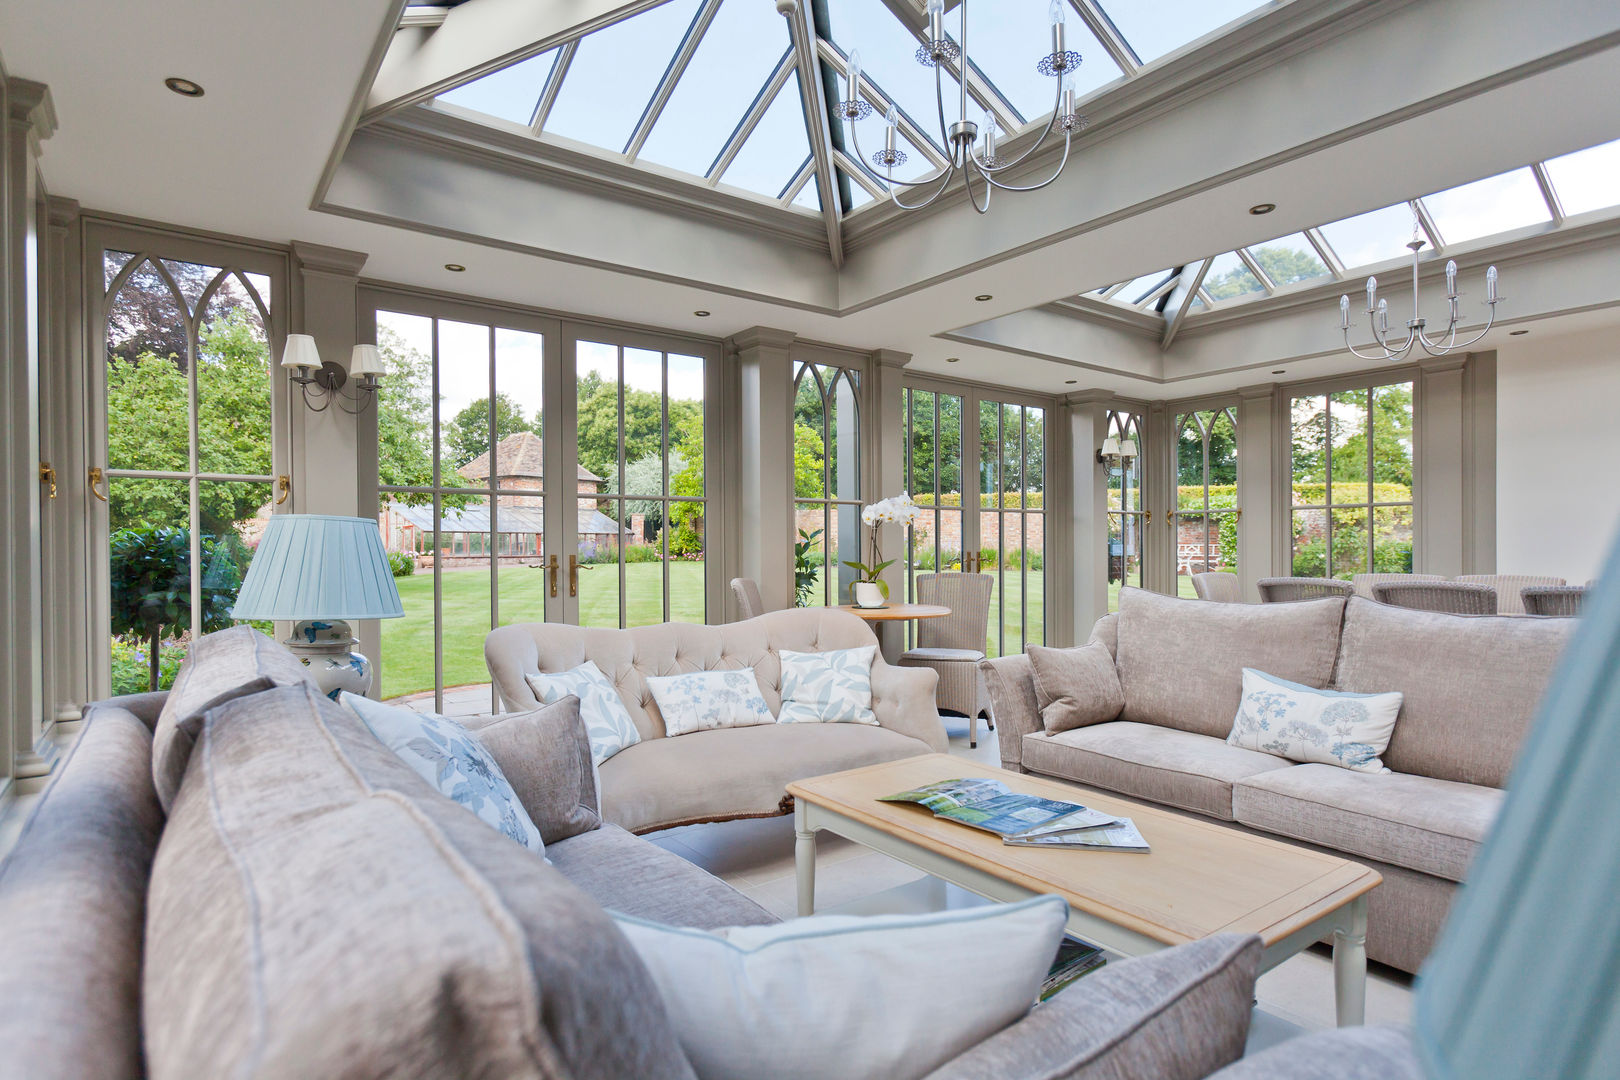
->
484, 607, 947, 833
0, 629, 1275, 1080
982, 586, 1575, 975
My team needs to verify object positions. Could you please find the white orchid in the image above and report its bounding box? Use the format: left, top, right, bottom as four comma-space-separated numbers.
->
847, 493, 923, 594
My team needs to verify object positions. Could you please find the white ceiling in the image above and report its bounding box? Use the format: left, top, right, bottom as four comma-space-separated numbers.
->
5, 0, 1620, 399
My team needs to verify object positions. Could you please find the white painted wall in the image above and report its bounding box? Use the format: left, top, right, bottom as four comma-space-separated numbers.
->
1496, 324, 1620, 583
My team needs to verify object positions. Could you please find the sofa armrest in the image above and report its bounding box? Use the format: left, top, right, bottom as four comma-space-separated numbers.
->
870, 660, 949, 753
979, 654, 1041, 772
1204, 1026, 1423, 1080
922, 934, 1261, 1080
95, 691, 169, 732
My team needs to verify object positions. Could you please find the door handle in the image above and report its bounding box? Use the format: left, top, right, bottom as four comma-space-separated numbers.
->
275, 475, 291, 506
547, 553, 559, 598
39, 462, 56, 499
569, 553, 591, 597
88, 467, 108, 502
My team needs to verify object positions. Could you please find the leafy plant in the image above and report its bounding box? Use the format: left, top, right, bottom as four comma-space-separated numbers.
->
110, 635, 188, 696
795, 527, 822, 607
109, 526, 244, 691
387, 550, 416, 577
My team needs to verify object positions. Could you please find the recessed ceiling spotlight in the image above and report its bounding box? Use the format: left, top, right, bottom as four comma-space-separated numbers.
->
1249, 202, 1276, 215
165, 77, 204, 97
444, 263, 465, 272
974, 294, 993, 302
1065, 379, 1078, 385
945, 357, 960, 363
1272, 369, 1286, 374
1509, 329, 1529, 336
693, 310, 711, 317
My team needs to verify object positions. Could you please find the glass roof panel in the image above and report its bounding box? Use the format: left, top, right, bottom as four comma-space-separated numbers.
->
1101, 0, 1273, 64
636, 0, 793, 174
542, 0, 704, 152
964, 3, 1119, 125
1544, 138, 1620, 216
718, 72, 814, 198
792, 175, 822, 212
823, 0, 965, 154
1202, 251, 1264, 302
1316, 201, 1420, 270
436, 50, 558, 126
1246, 232, 1329, 287
841, 168, 876, 210
1421, 167, 1551, 247
1115, 269, 1175, 305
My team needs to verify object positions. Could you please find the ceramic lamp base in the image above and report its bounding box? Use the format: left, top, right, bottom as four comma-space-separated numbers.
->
285, 620, 372, 700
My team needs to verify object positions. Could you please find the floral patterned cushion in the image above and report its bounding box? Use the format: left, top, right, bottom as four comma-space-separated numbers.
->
340, 693, 545, 854
645, 669, 775, 737
776, 646, 879, 726
525, 661, 642, 766
1226, 668, 1403, 774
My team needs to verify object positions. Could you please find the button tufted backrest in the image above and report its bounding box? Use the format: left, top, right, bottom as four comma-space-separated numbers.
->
485, 608, 881, 740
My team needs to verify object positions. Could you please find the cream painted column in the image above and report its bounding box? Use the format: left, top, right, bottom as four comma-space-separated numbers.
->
1144, 401, 1175, 595
1236, 382, 1280, 600
1065, 392, 1112, 635
1415, 356, 1468, 578
868, 348, 909, 662
43, 196, 87, 722
732, 327, 796, 614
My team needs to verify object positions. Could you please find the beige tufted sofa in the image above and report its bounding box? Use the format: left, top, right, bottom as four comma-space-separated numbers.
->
484, 608, 948, 834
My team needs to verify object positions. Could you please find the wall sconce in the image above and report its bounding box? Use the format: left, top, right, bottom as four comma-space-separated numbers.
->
281, 334, 386, 414
1097, 436, 1138, 467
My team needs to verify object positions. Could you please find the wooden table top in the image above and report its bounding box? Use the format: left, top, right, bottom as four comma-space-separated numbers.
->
835, 603, 951, 622
787, 754, 1381, 949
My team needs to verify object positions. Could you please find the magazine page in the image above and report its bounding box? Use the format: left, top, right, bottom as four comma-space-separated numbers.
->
1004, 817, 1150, 852
881, 778, 1116, 837
877, 778, 1012, 815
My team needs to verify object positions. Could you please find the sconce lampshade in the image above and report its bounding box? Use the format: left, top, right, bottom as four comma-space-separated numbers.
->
280, 333, 321, 371
231, 514, 403, 621
1100, 436, 1120, 457
349, 344, 386, 377
1119, 438, 1138, 459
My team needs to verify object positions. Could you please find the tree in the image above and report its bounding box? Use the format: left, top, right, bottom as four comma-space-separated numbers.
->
104, 256, 217, 368
109, 526, 242, 690
446, 392, 534, 468
794, 421, 825, 498
1248, 244, 1328, 288
1290, 386, 1413, 487
667, 414, 704, 555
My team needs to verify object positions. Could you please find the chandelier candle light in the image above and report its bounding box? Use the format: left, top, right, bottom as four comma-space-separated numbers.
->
1338, 206, 1503, 360
837, 0, 1088, 213
845, 494, 924, 608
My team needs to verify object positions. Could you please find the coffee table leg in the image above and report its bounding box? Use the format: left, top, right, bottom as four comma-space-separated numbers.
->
795, 800, 816, 917
1332, 895, 1369, 1027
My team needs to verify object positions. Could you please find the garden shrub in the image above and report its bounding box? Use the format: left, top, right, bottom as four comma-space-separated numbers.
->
387, 551, 416, 577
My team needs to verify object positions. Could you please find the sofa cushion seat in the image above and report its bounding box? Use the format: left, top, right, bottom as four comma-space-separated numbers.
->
901, 646, 985, 663
599, 722, 930, 833
1232, 764, 1503, 883
1020, 722, 1294, 820
545, 824, 777, 929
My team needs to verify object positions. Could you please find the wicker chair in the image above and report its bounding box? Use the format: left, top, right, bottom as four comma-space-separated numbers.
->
729, 577, 765, 621
1190, 571, 1240, 603
1455, 574, 1566, 615
1256, 577, 1354, 603
899, 573, 994, 748
1373, 580, 1498, 615
1522, 585, 1588, 617
1349, 572, 1445, 600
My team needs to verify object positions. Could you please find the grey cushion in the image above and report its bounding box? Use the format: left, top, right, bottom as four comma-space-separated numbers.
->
1114, 588, 1346, 738
1028, 643, 1125, 733
901, 646, 986, 663
150, 625, 313, 812
1089, 612, 1119, 656
0, 701, 164, 1080
546, 825, 777, 929
1206, 1025, 1423, 1079
468, 696, 601, 843
144, 682, 696, 1080
598, 721, 929, 833
981, 652, 1041, 772
1233, 764, 1502, 883
1334, 597, 1575, 786
1022, 722, 1293, 820
922, 934, 1261, 1080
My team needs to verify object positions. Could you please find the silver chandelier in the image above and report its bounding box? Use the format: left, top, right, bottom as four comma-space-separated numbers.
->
838, 0, 1088, 214
1339, 207, 1503, 360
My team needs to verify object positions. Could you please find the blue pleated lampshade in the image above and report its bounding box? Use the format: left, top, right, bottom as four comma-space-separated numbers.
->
231, 514, 404, 621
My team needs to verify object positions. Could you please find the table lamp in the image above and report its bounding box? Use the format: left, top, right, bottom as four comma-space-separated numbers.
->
230, 514, 404, 699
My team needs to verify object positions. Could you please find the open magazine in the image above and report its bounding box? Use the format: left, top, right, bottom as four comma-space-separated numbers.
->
1004, 816, 1150, 853
879, 778, 1117, 838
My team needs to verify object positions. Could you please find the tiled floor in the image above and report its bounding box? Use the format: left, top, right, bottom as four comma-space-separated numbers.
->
650, 712, 1414, 1052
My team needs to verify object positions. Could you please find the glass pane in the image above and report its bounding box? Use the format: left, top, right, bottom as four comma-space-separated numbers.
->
156, 258, 219, 315
438, 320, 492, 479
437, 49, 558, 126
620, 348, 665, 498
1328, 508, 1370, 579
380, 512, 432, 703
1113, 269, 1175, 305
200, 479, 271, 633
830, 371, 860, 502
495, 499, 546, 630
104, 249, 138, 289
430, 492, 494, 714
1247, 233, 1329, 287
1291, 508, 1325, 578
1209, 512, 1238, 574
834, 501, 861, 604
791, 174, 821, 211
1317, 201, 1420, 269
1209, 409, 1238, 485
1291, 394, 1328, 490
794, 501, 828, 607
978, 400, 1001, 508
576, 519, 624, 628
1000, 403, 1021, 507
377, 311, 437, 490
493, 327, 546, 491
1544, 137, 1620, 217
966, 3, 1119, 125
107, 477, 193, 695
1202, 251, 1264, 302
1102, 0, 1269, 63
668, 527, 705, 625
543, 0, 705, 152
669, 353, 705, 497
907, 389, 936, 497
1374, 505, 1414, 574
1329, 388, 1369, 488
1176, 414, 1204, 491
639, 0, 793, 176
197, 280, 273, 476
107, 260, 190, 473
794, 369, 826, 498
717, 71, 813, 197
1370, 382, 1414, 490
841, 169, 875, 210
576, 340, 621, 486
937, 507, 963, 573
822, 0, 965, 154
1024, 409, 1044, 499
1422, 167, 1550, 247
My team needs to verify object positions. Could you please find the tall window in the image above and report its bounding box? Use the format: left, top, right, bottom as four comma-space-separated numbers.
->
1290, 383, 1414, 579
980, 400, 1046, 657
794, 362, 861, 606
1174, 408, 1238, 595
1106, 409, 1145, 611
903, 386, 965, 579
374, 311, 547, 714
101, 252, 277, 695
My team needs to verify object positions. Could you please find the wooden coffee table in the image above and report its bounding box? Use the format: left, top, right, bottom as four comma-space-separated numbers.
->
787, 754, 1381, 1026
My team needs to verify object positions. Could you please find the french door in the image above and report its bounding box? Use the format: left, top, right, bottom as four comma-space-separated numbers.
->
903, 381, 1049, 659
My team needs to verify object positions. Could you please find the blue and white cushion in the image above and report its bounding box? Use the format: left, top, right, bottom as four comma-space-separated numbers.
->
340, 692, 545, 854
776, 646, 878, 726
525, 661, 642, 766
1226, 668, 1404, 773
645, 669, 775, 737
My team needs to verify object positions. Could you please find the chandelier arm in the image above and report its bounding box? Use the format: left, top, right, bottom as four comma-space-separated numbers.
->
1343, 335, 1396, 361
889, 154, 962, 210
979, 129, 1072, 192
962, 154, 992, 215
979, 77, 1065, 175
1422, 306, 1499, 355
848, 121, 954, 189
1369, 312, 1415, 356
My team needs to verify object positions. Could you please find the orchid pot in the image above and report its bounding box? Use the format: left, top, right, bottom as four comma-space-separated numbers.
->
844, 493, 923, 609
